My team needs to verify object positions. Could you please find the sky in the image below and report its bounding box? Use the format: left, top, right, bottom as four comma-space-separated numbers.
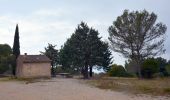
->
0, 0, 170, 65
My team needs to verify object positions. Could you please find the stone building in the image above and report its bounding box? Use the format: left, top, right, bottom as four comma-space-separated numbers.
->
16, 54, 51, 78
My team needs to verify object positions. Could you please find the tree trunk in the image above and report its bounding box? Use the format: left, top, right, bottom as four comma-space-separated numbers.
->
12, 60, 16, 76
83, 65, 89, 79
51, 65, 55, 77
137, 64, 142, 78
12, 66, 16, 76
89, 66, 93, 77
136, 59, 142, 78
83, 52, 89, 79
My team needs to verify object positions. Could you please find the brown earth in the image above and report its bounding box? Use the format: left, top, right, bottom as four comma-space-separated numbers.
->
0, 78, 169, 100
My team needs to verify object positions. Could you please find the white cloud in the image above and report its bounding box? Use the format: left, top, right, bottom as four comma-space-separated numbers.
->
0, 0, 168, 71
0, 9, 78, 55
33, 9, 67, 17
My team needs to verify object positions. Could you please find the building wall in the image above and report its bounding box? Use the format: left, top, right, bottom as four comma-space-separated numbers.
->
16, 56, 23, 77
21, 62, 51, 78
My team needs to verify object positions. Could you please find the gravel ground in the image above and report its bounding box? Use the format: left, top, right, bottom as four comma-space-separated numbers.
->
0, 78, 169, 100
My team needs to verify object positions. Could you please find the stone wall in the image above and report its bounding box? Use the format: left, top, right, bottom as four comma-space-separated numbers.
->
20, 62, 51, 78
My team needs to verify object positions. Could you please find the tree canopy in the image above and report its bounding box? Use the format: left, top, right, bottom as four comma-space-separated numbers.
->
0, 44, 12, 57
108, 10, 167, 77
41, 43, 58, 77
12, 24, 20, 75
0, 44, 13, 74
13, 24, 20, 58
59, 22, 112, 79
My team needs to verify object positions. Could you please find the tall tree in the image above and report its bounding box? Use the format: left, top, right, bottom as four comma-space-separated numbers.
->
71, 22, 89, 79
88, 28, 103, 77
12, 24, 20, 75
41, 43, 58, 77
0, 44, 13, 74
59, 22, 112, 79
99, 42, 112, 72
108, 10, 167, 78
59, 39, 80, 74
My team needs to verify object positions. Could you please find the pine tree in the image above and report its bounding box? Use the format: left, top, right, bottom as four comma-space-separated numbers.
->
88, 28, 99, 77
12, 24, 20, 75
41, 43, 58, 77
100, 42, 112, 72
59, 22, 112, 79
59, 38, 81, 74
108, 10, 167, 78
73, 22, 89, 79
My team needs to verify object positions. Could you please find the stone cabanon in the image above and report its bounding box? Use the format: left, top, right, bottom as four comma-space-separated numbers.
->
16, 53, 51, 78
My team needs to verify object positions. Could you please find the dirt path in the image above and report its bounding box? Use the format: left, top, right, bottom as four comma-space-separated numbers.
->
0, 78, 168, 100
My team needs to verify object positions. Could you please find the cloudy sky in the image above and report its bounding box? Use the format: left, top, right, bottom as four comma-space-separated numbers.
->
0, 0, 169, 65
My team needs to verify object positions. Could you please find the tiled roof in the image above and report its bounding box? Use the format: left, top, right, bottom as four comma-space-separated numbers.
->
19, 55, 51, 63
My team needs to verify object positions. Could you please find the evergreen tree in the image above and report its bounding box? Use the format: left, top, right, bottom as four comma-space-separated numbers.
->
41, 43, 58, 77
100, 42, 112, 72
108, 10, 167, 78
72, 22, 89, 78
59, 22, 112, 79
88, 30, 112, 77
12, 24, 20, 75
88, 28, 101, 77
59, 38, 81, 74
0, 44, 13, 74
0, 44, 12, 57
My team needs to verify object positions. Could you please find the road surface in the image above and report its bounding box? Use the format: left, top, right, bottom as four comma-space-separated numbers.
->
0, 78, 168, 100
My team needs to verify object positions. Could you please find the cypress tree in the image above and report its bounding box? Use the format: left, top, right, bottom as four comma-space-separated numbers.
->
12, 24, 20, 75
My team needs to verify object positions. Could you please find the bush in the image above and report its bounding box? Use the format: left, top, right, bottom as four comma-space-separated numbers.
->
0, 64, 9, 74
0, 57, 11, 74
165, 64, 170, 76
108, 64, 127, 77
141, 58, 159, 78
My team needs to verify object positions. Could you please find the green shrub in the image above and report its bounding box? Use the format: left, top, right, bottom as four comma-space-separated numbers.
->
108, 64, 127, 77
0, 44, 13, 74
141, 58, 159, 78
153, 72, 164, 78
0, 63, 9, 74
165, 64, 170, 75
0, 57, 11, 74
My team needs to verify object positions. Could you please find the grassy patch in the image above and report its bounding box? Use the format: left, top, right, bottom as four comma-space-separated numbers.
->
0, 76, 17, 82
0, 77, 50, 84
85, 77, 170, 96
164, 88, 170, 93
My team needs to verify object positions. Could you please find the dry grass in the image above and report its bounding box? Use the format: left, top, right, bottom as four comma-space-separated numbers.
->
86, 77, 170, 96
0, 77, 50, 84
0, 77, 17, 82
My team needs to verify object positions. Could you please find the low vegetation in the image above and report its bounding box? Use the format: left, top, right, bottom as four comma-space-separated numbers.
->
86, 77, 170, 96
108, 64, 132, 77
0, 77, 32, 82
0, 77, 50, 84
141, 58, 159, 78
